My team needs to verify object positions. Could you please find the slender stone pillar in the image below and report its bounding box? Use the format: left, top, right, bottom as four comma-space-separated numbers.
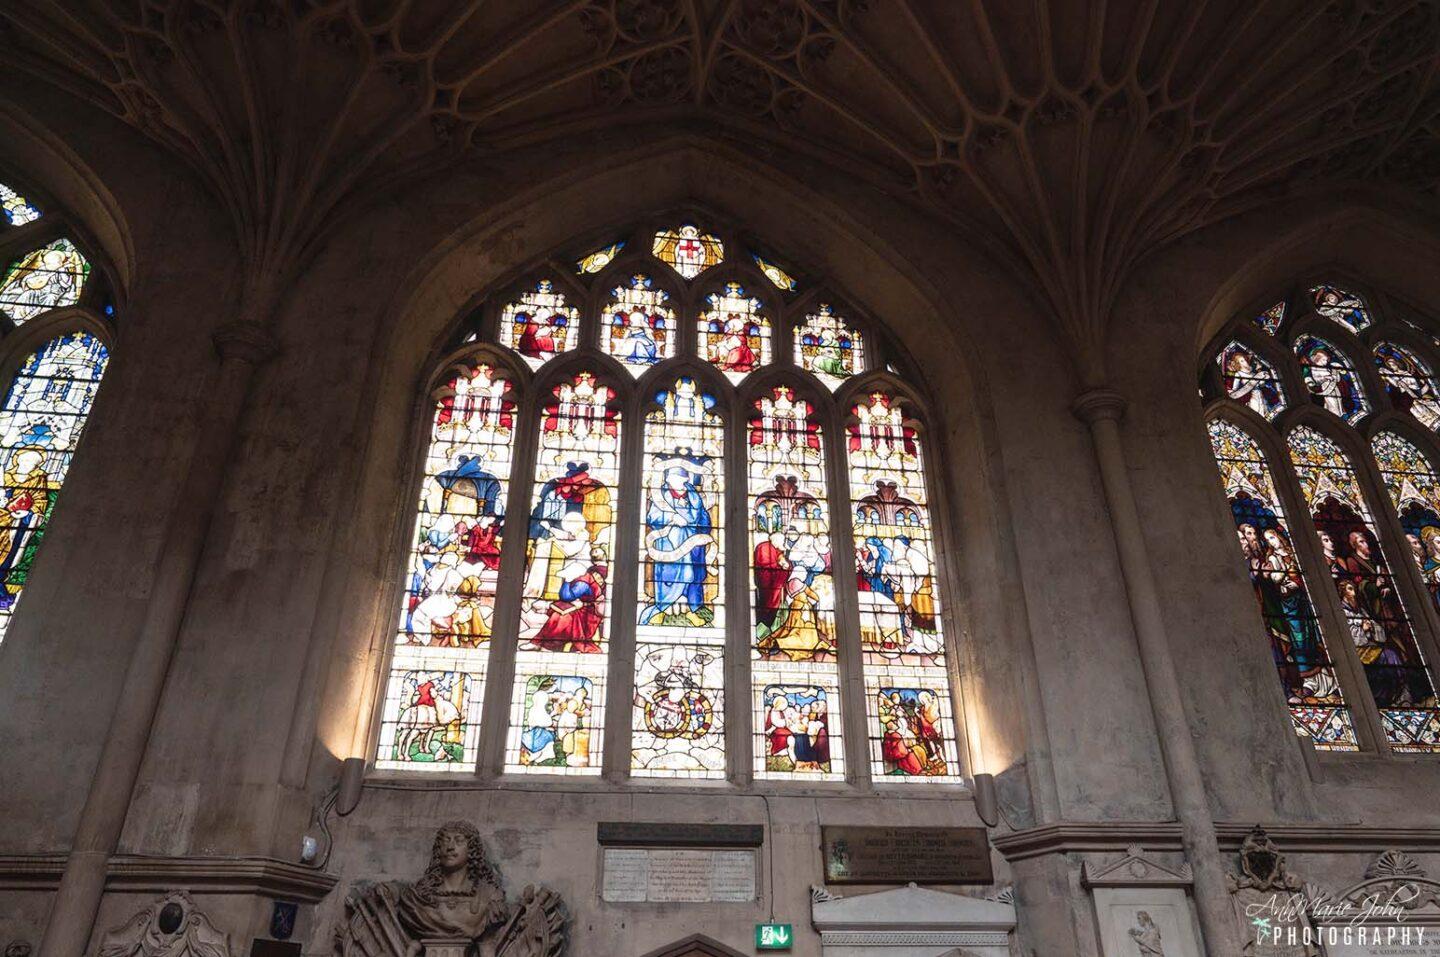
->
1071, 388, 1237, 956
39, 321, 275, 957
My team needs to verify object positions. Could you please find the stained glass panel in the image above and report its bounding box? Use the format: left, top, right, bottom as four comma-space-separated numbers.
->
796, 305, 863, 390
632, 376, 727, 778
653, 224, 723, 279
1206, 419, 1356, 748
752, 254, 797, 292
1218, 341, 1286, 419
1289, 426, 1440, 751
0, 332, 109, 643
1374, 342, 1440, 430
1311, 284, 1371, 333
601, 274, 676, 374
377, 361, 515, 770
847, 391, 961, 781
749, 386, 842, 779
699, 282, 770, 383
496, 280, 578, 370
577, 241, 625, 275
0, 183, 40, 226
1, 239, 89, 324
1253, 301, 1286, 336
1294, 335, 1368, 423
507, 372, 620, 774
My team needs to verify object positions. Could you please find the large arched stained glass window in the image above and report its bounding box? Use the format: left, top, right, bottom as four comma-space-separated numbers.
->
374, 217, 969, 784
848, 391, 962, 781
0, 178, 110, 646
1207, 419, 1356, 748
376, 361, 516, 770
1204, 279, 1440, 755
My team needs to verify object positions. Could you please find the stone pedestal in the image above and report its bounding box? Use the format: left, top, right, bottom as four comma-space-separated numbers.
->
420, 939, 471, 957
810, 883, 1015, 956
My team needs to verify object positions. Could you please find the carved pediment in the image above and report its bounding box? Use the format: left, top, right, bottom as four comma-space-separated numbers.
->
1082, 846, 1193, 888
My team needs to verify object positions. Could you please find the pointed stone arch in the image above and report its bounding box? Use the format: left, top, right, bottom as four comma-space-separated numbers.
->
638, 934, 749, 957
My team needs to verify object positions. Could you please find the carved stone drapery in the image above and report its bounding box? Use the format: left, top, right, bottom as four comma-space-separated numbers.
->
334, 821, 566, 957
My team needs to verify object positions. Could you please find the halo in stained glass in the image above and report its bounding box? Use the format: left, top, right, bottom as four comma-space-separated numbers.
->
1218, 341, 1285, 419
795, 304, 864, 389
653, 224, 723, 279
752, 253, 797, 292
576, 241, 625, 275
1288, 425, 1440, 752
1310, 284, 1371, 333
1374, 342, 1440, 431
1294, 334, 1368, 423
496, 279, 578, 370
1, 238, 89, 324
600, 274, 676, 374
0, 183, 40, 226
1252, 301, 1286, 336
698, 281, 770, 382
0, 331, 109, 643
1206, 418, 1356, 749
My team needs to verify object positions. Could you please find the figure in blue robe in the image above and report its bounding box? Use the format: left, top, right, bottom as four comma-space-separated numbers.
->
640, 458, 713, 624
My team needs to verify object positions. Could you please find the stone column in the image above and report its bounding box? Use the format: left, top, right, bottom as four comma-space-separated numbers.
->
1071, 389, 1237, 956
39, 321, 275, 957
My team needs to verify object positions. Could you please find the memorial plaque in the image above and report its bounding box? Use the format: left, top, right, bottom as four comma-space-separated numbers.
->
1317, 924, 1440, 956
821, 826, 993, 885
600, 846, 757, 902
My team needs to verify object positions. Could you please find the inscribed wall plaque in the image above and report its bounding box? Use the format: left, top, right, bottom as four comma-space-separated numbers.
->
601, 847, 757, 903
821, 826, 992, 885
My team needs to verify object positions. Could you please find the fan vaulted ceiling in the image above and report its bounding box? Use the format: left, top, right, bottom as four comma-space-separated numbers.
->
5, 0, 1440, 362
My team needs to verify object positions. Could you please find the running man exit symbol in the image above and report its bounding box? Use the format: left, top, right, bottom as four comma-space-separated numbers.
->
755, 923, 793, 950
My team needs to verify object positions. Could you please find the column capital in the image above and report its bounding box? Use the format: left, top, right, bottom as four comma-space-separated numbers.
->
212, 320, 278, 365
1072, 388, 1127, 425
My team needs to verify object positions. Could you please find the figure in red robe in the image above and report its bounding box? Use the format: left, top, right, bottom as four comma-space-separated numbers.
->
880, 722, 926, 775
532, 550, 607, 653
753, 531, 790, 631
516, 313, 555, 359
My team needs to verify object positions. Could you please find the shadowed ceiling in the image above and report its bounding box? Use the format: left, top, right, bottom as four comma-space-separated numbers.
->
5, 0, 1440, 371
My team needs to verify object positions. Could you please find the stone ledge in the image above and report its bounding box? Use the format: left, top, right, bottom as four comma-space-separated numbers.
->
992, 822, 1440, 861
0, 854, 337, 902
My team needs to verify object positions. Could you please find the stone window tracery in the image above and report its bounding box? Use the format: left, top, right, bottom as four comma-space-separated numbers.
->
374, 218, 963, 783
1202, 281, 1440, 753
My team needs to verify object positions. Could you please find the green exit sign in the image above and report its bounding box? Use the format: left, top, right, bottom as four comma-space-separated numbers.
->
755, 923, 793, 950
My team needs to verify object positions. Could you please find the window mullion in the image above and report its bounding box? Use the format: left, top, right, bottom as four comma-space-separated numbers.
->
475, 373, 545, 777
602, 379, 646, 781
824, 399, 872, 787
1275, 432, 1390, 754
726, 394, 753, 785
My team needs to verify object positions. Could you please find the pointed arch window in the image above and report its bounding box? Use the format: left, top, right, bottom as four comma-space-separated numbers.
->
1204, 281, 1440, 754
0, 178, 113, 646
374, 218, 966, 785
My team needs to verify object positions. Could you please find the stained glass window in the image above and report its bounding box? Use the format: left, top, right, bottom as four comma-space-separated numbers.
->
601, 274, 676, 374
1207, 419, 1356, 748
1311, 284, 1371, 333
752, 253, 797, 292
1294, 334, 1368, 423
749, 385, 842, 779
506, 372, 620, 774
698, 282, 770, 383
632, 376, 727, 778
0, 332, 109, 643
496, 280, 578, 370
0, 183, 40, 227
1219, 341, 1286, 419
796, 305, 864, 390
847, 391, 961, 781
653, 224, 723, 280
1, 238, 89, 324
1288, 426, 1440, 751
1374, 342, 1440, 430
576, 241, 625, 275
376, 362, 516, 770
1253, 301, 1286, 336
